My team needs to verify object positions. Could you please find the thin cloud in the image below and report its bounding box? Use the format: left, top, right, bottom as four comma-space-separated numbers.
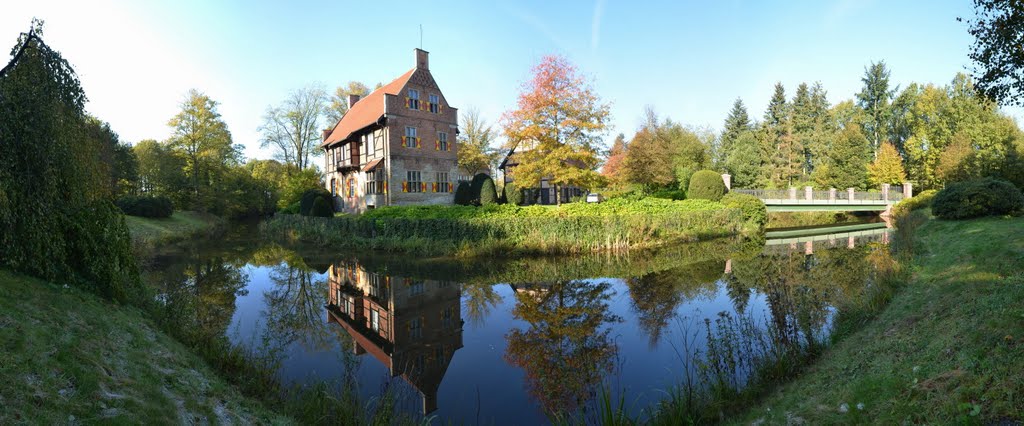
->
591, 0, 606, 54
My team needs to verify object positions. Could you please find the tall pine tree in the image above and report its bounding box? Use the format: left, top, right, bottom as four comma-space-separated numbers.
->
720, 98, 752, 157
856, 61, 897, 158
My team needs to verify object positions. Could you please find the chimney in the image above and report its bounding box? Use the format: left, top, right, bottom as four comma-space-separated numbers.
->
322, 129, 332, 142
415, 48, 429, 70
348, 94, 360, 109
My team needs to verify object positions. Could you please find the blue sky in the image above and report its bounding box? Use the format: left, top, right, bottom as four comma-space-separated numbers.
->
2, 0, 988, 160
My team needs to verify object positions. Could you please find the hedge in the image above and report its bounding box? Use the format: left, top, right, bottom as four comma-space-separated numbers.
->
721, 192, 767, 229
932, 178, 1024, 220
688, 170, 727, 201
116, 195, 174, 218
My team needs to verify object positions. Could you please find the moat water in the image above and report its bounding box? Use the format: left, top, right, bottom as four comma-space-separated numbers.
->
142, 221, 892, 424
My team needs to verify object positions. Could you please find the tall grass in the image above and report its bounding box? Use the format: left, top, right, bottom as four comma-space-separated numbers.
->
262, 208, 744, 256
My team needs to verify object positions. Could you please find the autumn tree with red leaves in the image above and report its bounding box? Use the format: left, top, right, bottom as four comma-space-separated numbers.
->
502, 55, 611, 204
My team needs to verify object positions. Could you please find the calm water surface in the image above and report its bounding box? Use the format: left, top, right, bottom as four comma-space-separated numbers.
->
142, 223, 892, 424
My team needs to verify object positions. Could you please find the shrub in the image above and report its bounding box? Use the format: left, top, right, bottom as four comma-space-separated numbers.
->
480, 177, 499, 205
279, 201, 300, 215
454, 181, 473, 205
116, 195, 174, 218
932, 178, 1024, 220
891, 189, 938, 218
688, 170, 727, 201
469, 173, 490, 205
505, 183, 523, 206
721, 192, 767, 229
310, 196, 333, 217
649, 188, 686, 200
299, 188, 332, 216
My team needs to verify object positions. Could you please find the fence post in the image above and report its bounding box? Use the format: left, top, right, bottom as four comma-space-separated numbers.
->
721, 174, 731, 191
882, 183, 890, 202
789, 187, 797, 200
847, 187, 855, 201
903, 182, 913, 198
805, 186, 813, 201
829, 188, 836, 201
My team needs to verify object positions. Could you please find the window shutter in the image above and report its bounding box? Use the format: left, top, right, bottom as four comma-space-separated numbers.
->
416, 137, 421, 148
432, 182, 438, 192
383, 180, 388, 194
421, 182, 427, 192
435, 140, 439, 150
402, 181, 408, 192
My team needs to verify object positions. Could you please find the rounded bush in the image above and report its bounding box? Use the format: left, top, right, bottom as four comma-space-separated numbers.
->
310, 196, 334, 217
116, 195, 174, 218
454, 181, 473, 205
721, 192, 767, 229
687, 170, 727, 201
480, 177, 499, 205
891, 189, 938, 218
504, 183, 523, 206
932, 178, 1024, 220
469, 173, 491, 205
300, 188, 332, 216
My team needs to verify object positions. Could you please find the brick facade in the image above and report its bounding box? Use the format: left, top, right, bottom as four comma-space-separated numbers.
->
323, 49, 459, 213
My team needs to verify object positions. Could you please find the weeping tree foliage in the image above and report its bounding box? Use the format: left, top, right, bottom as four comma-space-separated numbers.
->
0, 21, 142, 303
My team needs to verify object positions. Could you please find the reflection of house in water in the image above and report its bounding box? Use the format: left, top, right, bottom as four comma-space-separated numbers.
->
326, 261, 463, 414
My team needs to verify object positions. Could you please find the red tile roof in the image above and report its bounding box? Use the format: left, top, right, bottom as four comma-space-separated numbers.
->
322, 68, 416, 147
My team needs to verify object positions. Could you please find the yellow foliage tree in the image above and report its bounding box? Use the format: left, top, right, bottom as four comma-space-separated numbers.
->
867, 142, 907, 186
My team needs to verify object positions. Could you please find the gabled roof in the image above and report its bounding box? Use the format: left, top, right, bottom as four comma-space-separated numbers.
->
322, 68, 416, 147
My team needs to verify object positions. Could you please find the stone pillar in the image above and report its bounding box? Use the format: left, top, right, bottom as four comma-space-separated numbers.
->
848, 235, 855, 249
829, 188, 836, 201
805, 241, 813, 255
789, 187, 797, 200
805, 186, 813, 201
721, 174, 731, 191
847, 187, 855, 201
882, 183, 890, 202
903, 182, 913, 199
724, 259, 732, 274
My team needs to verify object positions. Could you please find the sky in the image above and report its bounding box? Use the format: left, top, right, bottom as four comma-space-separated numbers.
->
1, 0, 994, 161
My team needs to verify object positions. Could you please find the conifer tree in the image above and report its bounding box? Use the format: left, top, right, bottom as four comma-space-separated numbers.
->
867, 141, 908, 186
720, 98, 752, 158
856, 61, 897, 158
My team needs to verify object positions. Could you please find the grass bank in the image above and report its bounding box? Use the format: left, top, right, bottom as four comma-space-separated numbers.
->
731, 213, 1024, 424
0, 269, 287, 424
262, 198, 745, 256
125, 211, 224, 255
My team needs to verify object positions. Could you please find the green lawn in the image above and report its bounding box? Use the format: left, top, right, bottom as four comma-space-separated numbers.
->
125, 211, 223, 252
0, 269, 290, 424
732, 214, 1024, 424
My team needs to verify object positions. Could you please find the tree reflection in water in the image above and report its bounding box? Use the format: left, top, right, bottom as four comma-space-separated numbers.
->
150, 256, 249, 345
504, 280, 622, 415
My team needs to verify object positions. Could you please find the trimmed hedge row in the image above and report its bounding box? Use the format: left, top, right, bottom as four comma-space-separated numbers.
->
116, 195, 174, 218
262, 206, 744, 256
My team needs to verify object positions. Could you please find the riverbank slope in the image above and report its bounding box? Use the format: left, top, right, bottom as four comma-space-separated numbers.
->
732, 214, 1024, 424
0, 269, 289, 424
125, 211, 224, 254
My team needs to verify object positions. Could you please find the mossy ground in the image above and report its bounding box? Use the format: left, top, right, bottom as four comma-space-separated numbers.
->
0, 269, 290, 424
733, 214, 1024, 424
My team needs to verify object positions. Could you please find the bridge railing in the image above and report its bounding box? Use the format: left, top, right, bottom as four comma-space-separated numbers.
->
731, 188, 906, 203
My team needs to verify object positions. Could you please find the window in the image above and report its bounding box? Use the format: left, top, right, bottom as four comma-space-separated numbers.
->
407, 89, 420, 110
442, 306, 454, 329
330, 178, 337, 196
435, 172, 450, 193
429, 94, 440, 113
436, 132, 449, 152
366, 167, 385, 194
405, 171, 422, 193
347, 178, 356, 199
370, 310, 380, 332
404, 127, 418, 148
410, 317, 423, 340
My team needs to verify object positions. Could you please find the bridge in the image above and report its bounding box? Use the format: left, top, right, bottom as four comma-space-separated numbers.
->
729, 182, 911, 212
